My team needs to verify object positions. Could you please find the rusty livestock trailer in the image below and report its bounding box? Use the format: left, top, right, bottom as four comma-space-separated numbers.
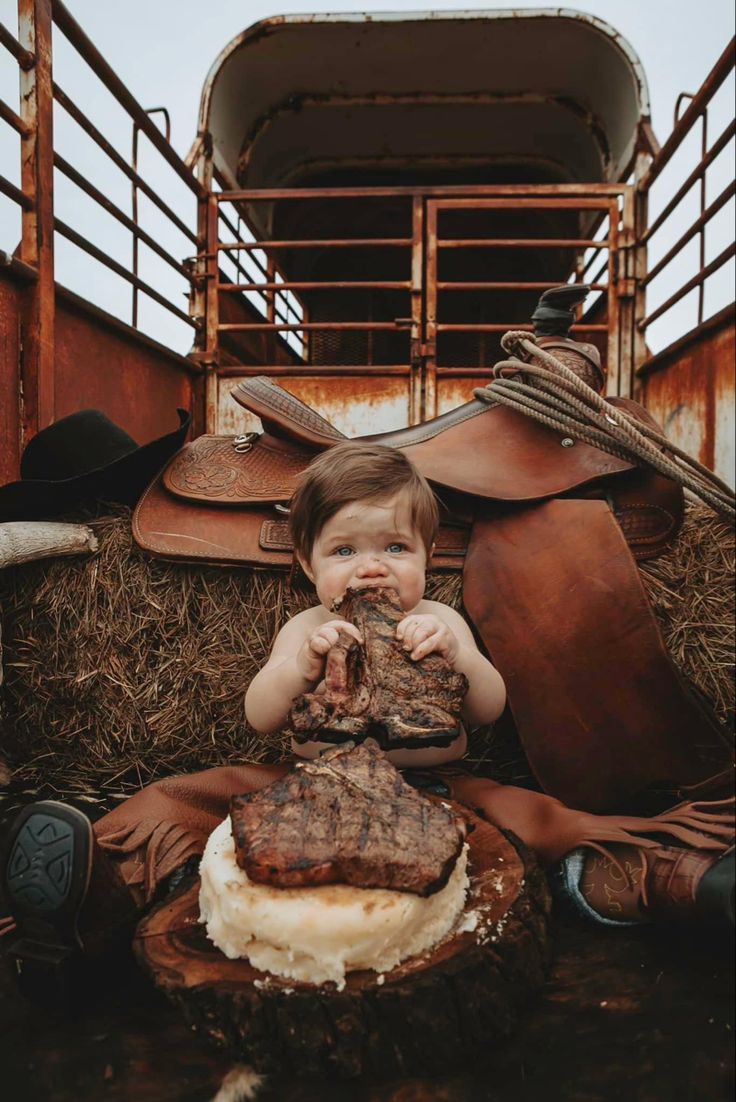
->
0, 4, 734, 1100
0, 5, 734, 479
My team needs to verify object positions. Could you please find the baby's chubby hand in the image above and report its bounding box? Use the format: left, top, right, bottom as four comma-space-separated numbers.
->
396, 614, 459, 664
295, 619, 363, 682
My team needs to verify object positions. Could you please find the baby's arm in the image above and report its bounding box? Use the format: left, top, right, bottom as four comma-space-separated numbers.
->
245, 611, 362, 734
398, 602, 506, 728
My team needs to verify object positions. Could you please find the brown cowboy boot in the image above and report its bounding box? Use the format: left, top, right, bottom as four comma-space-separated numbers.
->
580, 840, 735, 925
447, 772, 735, 925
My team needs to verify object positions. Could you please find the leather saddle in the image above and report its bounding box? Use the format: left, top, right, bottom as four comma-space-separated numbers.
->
133, 339, 730, 812
134, 358, 683, 570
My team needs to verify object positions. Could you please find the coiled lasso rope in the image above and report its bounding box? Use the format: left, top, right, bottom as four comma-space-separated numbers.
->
473, 331, 736, 522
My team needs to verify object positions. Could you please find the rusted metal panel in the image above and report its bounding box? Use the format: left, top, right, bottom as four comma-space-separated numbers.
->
0, 273, 22, 483
217, 373, 411, 438
714, 352, 736, 484
0, 268, 199, 477
632, 40, 735, 463
637, 309, 735, 485
53, 291, 196, 443
5, 0, 210, 444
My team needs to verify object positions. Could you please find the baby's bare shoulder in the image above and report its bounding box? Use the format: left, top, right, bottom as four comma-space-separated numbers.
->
270, 605, 326, 656
416, 599, 477, 644
415, 597, 461, 620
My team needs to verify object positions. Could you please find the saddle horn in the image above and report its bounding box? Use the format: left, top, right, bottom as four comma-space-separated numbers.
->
531, 284, 590, 338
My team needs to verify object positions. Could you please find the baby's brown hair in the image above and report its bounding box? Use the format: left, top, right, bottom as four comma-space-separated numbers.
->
289, 441, 439, 564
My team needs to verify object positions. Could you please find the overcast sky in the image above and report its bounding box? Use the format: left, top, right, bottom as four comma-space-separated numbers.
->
0, 0, 733, 353
45, 0, 736, 154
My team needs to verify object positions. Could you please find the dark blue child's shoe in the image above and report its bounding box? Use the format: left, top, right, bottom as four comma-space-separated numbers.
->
2, 800, 93, 965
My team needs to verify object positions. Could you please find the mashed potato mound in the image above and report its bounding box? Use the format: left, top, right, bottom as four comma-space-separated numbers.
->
199, 817, 469, 989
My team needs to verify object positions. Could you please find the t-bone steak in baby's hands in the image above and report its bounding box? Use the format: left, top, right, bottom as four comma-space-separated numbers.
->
230, 739, 467, 896
287, 586, 469, 749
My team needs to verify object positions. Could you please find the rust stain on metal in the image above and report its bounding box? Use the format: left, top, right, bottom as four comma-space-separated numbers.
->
436, 378, 483, 415
640, 314, 735, 483
218, 373, 410, 437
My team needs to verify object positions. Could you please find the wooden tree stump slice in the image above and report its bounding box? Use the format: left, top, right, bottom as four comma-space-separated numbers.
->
134, 808, 551, 1079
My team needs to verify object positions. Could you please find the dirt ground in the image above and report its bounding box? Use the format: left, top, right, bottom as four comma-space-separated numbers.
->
0, 879, 733, 1102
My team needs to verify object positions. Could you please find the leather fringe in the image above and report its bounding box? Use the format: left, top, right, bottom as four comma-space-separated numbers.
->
574, 797, 735, 885
96, 818, 208, 903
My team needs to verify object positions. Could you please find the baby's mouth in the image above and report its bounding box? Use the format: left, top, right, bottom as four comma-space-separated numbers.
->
350, 581, 397, 592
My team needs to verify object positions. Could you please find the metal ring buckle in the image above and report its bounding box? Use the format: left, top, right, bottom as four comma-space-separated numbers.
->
233, 432, 259, 454
274, 503, 291, 515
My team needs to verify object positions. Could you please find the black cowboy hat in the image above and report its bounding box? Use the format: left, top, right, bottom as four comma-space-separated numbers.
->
0, 408, 191, 521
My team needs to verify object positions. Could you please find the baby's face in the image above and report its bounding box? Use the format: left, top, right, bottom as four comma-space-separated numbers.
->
301, 492, 429, 613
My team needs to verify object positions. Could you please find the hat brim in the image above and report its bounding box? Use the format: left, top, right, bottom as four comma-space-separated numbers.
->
0, 410, 191, 521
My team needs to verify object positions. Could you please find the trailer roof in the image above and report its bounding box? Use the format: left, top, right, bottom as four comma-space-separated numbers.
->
196, 8, 650, 196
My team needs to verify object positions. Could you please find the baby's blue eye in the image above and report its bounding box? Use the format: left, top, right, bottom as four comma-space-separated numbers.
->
387, 542, 405, 554
334, 546, 354, 557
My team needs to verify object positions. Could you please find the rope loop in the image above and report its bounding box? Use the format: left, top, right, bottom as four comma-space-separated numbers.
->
474, 333, 736, 521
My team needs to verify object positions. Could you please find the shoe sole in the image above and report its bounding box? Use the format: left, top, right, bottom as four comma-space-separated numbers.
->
3, 801, 93, 958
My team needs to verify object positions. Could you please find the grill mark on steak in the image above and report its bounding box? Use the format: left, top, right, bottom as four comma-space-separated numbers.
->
287, 587, 468, 749
230, 739, 467, 896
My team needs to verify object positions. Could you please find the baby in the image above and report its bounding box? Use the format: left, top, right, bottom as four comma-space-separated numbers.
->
2, 448, 731, 983
245, 440, 506, 766
246, 439, 734, 926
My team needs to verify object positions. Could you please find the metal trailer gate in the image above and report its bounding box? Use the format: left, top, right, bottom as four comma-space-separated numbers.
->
206, 185, 634, 438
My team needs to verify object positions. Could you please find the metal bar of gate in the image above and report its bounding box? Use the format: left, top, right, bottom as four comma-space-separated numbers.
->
638, 243, 736, 331
641, 119, 735, 245
218, 281, 411, 292
0, 20, 34, 66
53, 83, 197, 244
51, 0, 205, 198
216, 238, 412, 251
638, 37, 735, 191
18, 0, 55, 433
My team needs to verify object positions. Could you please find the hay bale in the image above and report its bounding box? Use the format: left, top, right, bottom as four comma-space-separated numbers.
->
638, 501, 735, 731
0, 509, 299, 796
0, 503, 732, 798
